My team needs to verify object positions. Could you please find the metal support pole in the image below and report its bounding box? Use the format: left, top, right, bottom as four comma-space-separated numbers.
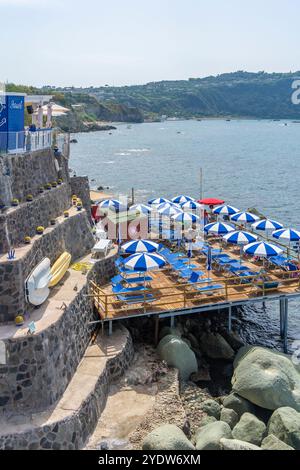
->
283, 298, 289, 354
108, 320, 113, 336
280, 298, 284, 339
170, 316, 175, 328
154, 316, 160, 346
228, 305, 232, 332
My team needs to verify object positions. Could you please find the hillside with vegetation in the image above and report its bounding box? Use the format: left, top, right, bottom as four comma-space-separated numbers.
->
63, 71, 300, 120
6, 72, 300, 129
5, 83, 144, 132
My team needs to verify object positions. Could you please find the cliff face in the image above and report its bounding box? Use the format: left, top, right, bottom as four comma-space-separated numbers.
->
55, 93, 144, 132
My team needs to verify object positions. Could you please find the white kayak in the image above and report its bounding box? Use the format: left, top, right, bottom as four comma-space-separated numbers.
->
25, 258, 52, 306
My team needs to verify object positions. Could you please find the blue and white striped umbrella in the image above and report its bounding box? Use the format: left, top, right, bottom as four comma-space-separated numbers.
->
243, 241, 283, 257
213, 205, 240, 216
231, 212, 259, 223
172, 195, 195, 204
204, 222, 235, 235
121, 239, 159, 254
223, 231, 258, 245
148, 197, 170, 206
130, 204, 152, 215
272, 228, 300, 242
123, 252, 166, 272
99, 199, 126, 211
158, 204, 183, 217
180, 200, 202, 211
252, 219, 283, 231
172, 212, 200, 224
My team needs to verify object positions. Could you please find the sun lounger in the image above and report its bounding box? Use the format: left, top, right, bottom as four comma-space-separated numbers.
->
117, 293, 156, 305
111, 274, 124, 286
178, 269, 195, 279
256, 281, 280, 291
196, 284, 224, 294
112, 284, 147, 294
122, 276, 152, 285
269, 255, 289, 268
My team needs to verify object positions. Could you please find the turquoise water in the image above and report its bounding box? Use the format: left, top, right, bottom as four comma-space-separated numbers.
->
70, 119, 300, 348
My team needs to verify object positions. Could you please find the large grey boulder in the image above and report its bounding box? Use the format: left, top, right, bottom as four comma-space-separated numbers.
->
199, 332, 235, 360
220, 438, 261, 450
223, 393, 256, 418
232, 346, 300, 411
261, 434, 294, 450
159, 327, 182, 341
232, 413, 266, 446
200, 399, 221, 419
220, 407, 239, 429
197, 415, 217, 428
267, 407, 300, 450
142, 424, 195, 450
157, 336, 198, 381
195, 421, 232, 450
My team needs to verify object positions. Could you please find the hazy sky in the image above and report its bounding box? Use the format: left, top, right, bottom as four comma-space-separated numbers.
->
0, 0, 299, 87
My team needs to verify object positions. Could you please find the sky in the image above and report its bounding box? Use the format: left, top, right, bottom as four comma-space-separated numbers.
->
0, 0, 299, 87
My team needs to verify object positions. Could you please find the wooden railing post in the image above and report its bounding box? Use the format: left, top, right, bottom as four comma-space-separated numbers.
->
225, 279, 228, 300
183, 284, 187, 308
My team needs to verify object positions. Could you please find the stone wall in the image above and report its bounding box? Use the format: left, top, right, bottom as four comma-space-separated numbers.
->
0, 249, 118, 414
0, 184, 72, 252
0, 327, 134, 450
70, 176, 92, 221
0, 210, 95, 323
0, 149, 62, 207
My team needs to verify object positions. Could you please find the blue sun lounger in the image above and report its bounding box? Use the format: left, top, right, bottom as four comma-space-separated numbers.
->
122, 275, 153, 285
112, 284, 147, 294
187, 272, 206, 284
117, 293, 156, 304
196, 284, 224, 294
269, 256, 289, 268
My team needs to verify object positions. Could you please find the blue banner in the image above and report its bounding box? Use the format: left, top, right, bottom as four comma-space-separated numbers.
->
0, 94, 25, 152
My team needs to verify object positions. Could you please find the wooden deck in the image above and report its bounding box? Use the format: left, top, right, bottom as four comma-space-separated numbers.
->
90, 241, 300, 322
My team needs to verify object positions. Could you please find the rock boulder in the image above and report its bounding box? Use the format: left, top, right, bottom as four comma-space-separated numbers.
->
142, 424, 195, 451
199, 332, 235, 360
232, 413, 266, 446
267, 407, 300, 450
195, 421, 232, 450
157, 336, 198, 381
232, 346, 300, 411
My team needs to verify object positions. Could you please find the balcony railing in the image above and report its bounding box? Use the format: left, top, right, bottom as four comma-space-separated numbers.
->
0, 129, 54, 155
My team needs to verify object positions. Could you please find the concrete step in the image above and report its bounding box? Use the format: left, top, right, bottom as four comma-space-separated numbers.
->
0, 326, 133, 450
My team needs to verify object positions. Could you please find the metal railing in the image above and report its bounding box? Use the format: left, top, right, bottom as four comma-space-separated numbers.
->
89, 269, 300, 320
0, 129, 53, 155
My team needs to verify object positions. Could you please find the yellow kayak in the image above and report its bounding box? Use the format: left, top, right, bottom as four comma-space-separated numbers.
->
49, 252, 72, 287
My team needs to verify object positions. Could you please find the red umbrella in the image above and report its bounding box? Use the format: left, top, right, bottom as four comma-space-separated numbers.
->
198, 198, 225, 206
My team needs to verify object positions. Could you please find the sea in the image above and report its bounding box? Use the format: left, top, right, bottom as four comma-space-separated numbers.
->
70, 119, 300, 352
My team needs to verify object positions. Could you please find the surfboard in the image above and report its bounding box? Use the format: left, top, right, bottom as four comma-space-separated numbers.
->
49, 252, 71, 287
